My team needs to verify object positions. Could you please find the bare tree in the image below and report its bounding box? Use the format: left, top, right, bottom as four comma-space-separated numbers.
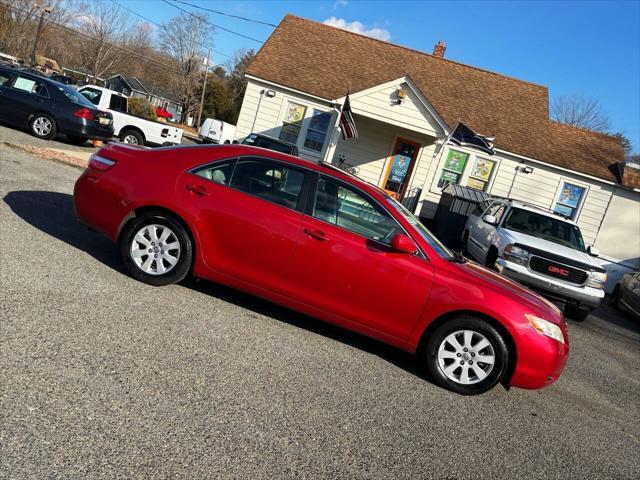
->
551, 94, 611, 133
225, 48, 255, 123
73, 1, 130, 82
159, 13, 212, 124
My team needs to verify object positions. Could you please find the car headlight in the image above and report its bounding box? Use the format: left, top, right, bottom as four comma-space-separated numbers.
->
586, 271, 607, 289
503, 244, 529, 265
526, 314, 565, 344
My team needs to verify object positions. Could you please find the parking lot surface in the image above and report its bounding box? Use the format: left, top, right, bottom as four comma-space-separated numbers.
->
1, 144, 639, 479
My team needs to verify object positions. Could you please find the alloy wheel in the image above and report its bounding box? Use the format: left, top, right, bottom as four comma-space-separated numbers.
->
130, 224, 181, 276
123, 134, 139, 144
437, 330, 496, 385
33, 117, 52, 136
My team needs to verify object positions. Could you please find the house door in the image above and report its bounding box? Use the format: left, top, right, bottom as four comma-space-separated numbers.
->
381, 138, 420, 200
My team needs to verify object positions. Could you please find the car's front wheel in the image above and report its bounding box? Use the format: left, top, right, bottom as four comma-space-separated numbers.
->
120, 212, 193, 286
422, 316, 509, 395
30, 113, 57, 140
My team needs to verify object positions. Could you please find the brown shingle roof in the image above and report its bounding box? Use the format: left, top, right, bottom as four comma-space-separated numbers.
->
247, 15, 624, 183
620, 163, 640, 189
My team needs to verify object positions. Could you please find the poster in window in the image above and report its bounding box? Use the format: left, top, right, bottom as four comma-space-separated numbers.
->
389, 154, 412, 183
470, 158, 495, 181
554, 204, 574, 218
443, 150, 468, 174
309, 110, 331, 133
438, 170, 459, 187
557, 182, 584, 208
467, 177, 487, 191
285, 103, 306, 124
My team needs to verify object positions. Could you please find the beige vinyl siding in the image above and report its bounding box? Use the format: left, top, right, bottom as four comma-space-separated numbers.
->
417, 145, 613, 245
351, 83, 441, 136
235, 81, 284, 141
595, 187, 640, 267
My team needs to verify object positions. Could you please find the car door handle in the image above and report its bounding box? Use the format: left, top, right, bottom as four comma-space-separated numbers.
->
185, 184, 210, 196
303, 228, 328, 241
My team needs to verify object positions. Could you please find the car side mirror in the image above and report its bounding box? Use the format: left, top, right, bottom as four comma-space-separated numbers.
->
482, 214, 497, 226
391, 233, 417, 254
587, 245, 600, 257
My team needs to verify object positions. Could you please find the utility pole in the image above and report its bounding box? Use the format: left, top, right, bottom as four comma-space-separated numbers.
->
30, 3, 52, 68
196, 49, 211, 129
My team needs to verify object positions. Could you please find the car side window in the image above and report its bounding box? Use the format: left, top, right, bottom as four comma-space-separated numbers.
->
493, 206, 506, 224
230, 159, 305, 210
193, 161, 235, 186
0, 71, 13, 87
313, 176, 401, 243
80, 88, 102, 106
12, 75, 48, 97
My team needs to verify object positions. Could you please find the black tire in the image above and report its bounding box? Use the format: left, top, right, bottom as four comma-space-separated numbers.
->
119, 129, 144, 145
29, 113, 57, 140
422, 316, 509, 395
608, 285, 621, 308
485, 247, 499, 271
564, 304, 592, 322
67, 135, 88, 145
119, 212, 193, 287
461, 230, 470, 256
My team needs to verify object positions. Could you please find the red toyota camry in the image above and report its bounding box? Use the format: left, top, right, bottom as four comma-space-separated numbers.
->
74, 143, 569, 395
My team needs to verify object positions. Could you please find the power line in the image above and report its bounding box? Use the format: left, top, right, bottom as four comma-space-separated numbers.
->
169, 0, 276, 27
113, 0, 231, 59
160, 0, 264, 44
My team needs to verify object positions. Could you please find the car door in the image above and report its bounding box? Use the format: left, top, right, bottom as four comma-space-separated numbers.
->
0, 69, 17, 119
285, 174, 433, 341
466, 199, 492, 260
176, 156, 308, 293
474, 203, 505, 262
2, 73, 51, 125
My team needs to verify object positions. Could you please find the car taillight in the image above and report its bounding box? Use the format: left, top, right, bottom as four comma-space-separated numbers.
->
88, 153, 116, 171
74, 108, 94, 120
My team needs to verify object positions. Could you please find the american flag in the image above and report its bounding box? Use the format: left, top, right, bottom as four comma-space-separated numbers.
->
449, 122, 495, 155
339, 95, 358, 140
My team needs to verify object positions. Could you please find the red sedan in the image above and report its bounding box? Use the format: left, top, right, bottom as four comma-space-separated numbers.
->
74, 143, 569, 395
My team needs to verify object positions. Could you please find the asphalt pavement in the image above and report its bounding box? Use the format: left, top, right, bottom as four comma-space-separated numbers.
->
1, 142, 639, 479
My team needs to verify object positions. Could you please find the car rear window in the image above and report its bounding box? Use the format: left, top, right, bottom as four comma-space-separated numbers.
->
57, 85, 94, 107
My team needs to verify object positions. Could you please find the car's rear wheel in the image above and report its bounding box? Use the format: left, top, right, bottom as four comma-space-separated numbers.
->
30, 113, 57, 140
120, 212, 192, 286
564, 304, 592, 322
120, 129, 144, 145
422, 316, 509, 395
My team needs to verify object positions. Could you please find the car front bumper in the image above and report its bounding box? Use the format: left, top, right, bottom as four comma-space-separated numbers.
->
497, 258, 604, 309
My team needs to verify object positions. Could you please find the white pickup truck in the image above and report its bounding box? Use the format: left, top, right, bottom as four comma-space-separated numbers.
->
78, 85, 183, 146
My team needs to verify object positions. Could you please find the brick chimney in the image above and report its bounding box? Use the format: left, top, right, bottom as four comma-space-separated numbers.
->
433, 40, 446, 58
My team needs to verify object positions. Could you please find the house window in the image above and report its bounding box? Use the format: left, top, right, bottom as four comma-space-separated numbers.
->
466, 157, 496, 192
437, 149, 469, 188
279, 102, 307, 144
554, 181, 585, 219
304, 109, 332, 152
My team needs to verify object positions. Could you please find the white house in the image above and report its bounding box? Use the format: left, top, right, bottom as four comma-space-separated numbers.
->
235, 15, 639, 283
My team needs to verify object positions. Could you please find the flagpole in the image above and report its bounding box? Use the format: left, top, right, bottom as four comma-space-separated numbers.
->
322, 98, 344, 163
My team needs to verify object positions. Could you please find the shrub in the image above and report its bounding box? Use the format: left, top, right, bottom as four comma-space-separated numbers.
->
127, 97, 158, 121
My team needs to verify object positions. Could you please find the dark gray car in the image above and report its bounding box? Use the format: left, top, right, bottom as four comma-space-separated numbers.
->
610, 271, 640, 320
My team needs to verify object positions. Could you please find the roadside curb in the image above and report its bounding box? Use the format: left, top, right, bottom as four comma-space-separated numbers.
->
1, 142, 88, 169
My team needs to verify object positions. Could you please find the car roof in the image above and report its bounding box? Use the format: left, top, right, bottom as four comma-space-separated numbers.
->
247, 132, 296, 147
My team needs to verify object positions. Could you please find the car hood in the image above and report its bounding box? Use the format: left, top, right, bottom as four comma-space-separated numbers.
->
502, 229, 601, 268
455, 260, 564, 323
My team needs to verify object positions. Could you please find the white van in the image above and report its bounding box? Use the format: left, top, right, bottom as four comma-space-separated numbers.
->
199, 118, 236, 144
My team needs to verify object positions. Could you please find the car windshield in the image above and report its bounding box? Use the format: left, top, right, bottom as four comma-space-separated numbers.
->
503, 207, 586, 252
386, 197, 455, 260
57, 85, 95, 108
243, 135, 293, 154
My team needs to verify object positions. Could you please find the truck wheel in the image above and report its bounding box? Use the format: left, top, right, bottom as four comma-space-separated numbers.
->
30, 113, 57, 140
565, 304, 592, 322
120, 129, 144, 145
485, 247, 499, 271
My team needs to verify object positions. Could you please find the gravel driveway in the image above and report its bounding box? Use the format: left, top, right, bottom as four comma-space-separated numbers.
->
1, 145, 639, 479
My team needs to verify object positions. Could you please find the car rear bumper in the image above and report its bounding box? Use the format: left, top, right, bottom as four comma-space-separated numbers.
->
59, 118, 114, 140
497, 258, 604, 309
